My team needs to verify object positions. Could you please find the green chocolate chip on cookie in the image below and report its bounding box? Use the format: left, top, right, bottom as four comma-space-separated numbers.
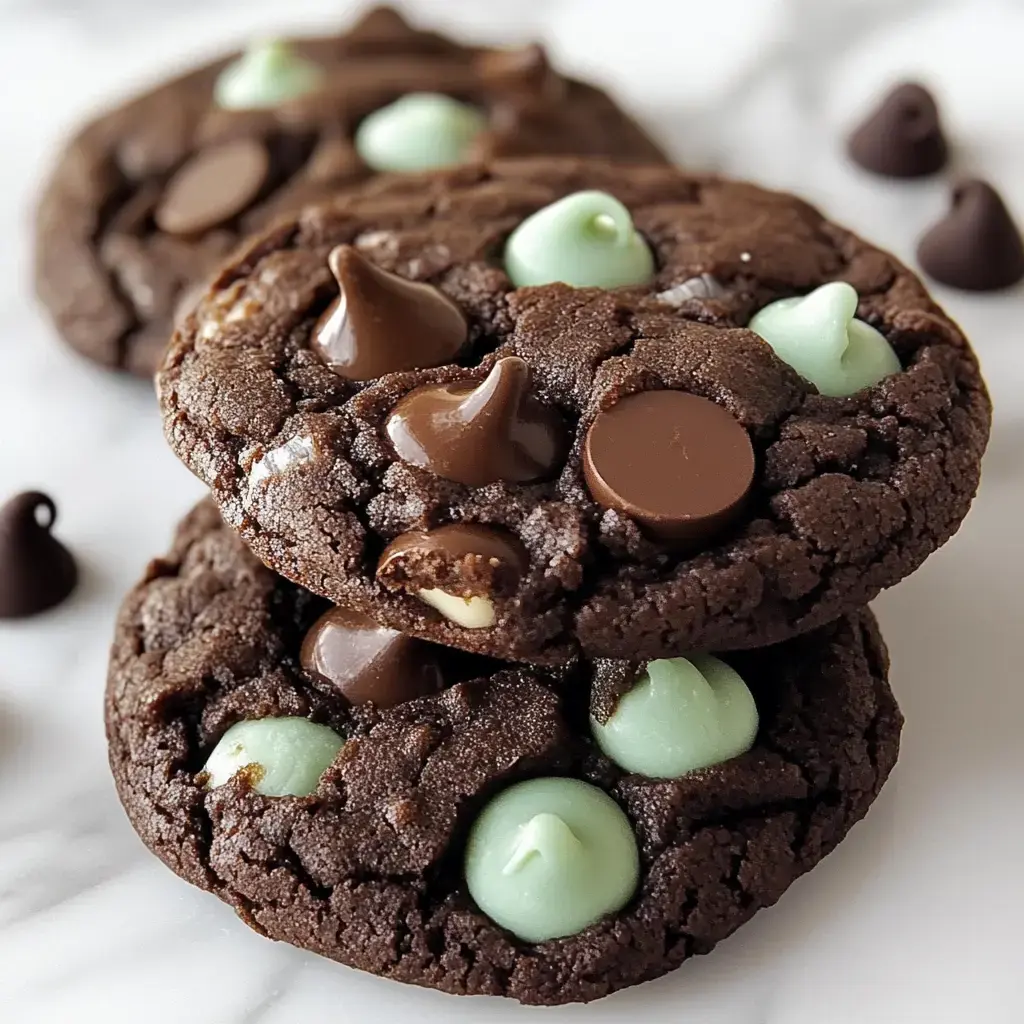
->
354, 93, 486, 172
504, 190, 655, 289
591, 655, 758, 779
748, 282, 901, 397
203, 717, 343, 797
465, 777, 639, 942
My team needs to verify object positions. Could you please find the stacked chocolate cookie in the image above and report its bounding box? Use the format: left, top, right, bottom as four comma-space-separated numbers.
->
93, 9, 990, 1009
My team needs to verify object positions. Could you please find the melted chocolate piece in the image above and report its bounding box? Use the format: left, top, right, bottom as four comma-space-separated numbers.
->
155, 138, 270, 236
313, 246, 467, 381
377, 523, 528, 597
300, 605, 443, 708
582, 390, 755, 546
917, 179, 1024, 291
386, 357, 567, 485
847, 82, 948, 178
0, 492, 78, 618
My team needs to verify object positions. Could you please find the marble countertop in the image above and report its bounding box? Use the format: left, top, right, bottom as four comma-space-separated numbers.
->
2, 0, 1023, 1021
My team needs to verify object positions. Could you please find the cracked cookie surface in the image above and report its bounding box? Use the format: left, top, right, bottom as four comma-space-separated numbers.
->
105, 500, 901, 1005
34, 10, 664, 377
158, 159, 990, 664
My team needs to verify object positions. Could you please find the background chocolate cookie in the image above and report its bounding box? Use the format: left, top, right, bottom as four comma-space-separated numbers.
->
34, 7, 665, 377
106, 501, 901, 1005
158, 159, 990, 664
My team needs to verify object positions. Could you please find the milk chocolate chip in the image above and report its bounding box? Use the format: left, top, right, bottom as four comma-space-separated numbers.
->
386, 357, 566, 485
583, 390, 755, 545
376, 524, 528, 629
0, 492, 78, 618
313, 245, 467, 380
847, 82, 948, 178
300, 605, 443, 708
155, 138, 270, 236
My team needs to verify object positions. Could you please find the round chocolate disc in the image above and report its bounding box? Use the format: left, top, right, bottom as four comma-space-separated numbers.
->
300, 605, 444, 708
582, 390, 755, 545
155, 138, 270, 236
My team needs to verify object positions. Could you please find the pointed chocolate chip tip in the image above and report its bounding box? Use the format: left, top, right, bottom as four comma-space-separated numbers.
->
0, 491, 78, 619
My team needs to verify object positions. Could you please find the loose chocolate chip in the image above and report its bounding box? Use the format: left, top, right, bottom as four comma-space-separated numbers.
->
583, 390, 755, 546
386, 356, 567, 485
155, 138, 270, 236
917, 179, 1024, 291
300, 605, 444, 708
847, 82, 948, 178
0, 492, 78, 618
313, 245, 467, 381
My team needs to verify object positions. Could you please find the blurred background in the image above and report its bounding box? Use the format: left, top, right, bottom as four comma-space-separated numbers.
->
1, 2, 1022, 1022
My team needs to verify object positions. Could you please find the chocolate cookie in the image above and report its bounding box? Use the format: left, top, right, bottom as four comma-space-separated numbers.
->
34, 7, 665, 377
157, 159, 990, 664
106, 501, 901, 1005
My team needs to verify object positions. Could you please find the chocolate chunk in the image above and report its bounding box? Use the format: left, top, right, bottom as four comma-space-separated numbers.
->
847, 82, 948, 178
917, 179, 1024, 291
0, 492, 78, 618
313, 246, 467, 381
377, 524, 528, 596
300, 605, 443, 708
155, 138, 270, 236
386, 357, 567, 485
583, 390, 755, 545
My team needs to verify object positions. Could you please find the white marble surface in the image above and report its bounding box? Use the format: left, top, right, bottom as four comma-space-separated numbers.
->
1, 0, 1023, 1020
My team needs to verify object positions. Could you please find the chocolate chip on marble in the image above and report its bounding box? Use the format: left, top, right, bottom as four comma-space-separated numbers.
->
386, 356, 566, 485
583, 390, 755, 546
917, 179, 1024, 291
313, 245, 467, 380
847, 82, 948, 178
155, 138, 270, 236
0, 492, 78, 618
300, 604, 444, 708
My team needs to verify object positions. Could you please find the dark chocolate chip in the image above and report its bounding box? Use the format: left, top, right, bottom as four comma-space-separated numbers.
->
0, 492, 78, 618
917, 179, 1024, 291
300, 605, 443, 708
377, 524, 528, 597
313, 245, 467, 381
155, 138, 270, 236
582, 390, 755, 546
386, 356, 567, 485
847, 82, 948, 178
